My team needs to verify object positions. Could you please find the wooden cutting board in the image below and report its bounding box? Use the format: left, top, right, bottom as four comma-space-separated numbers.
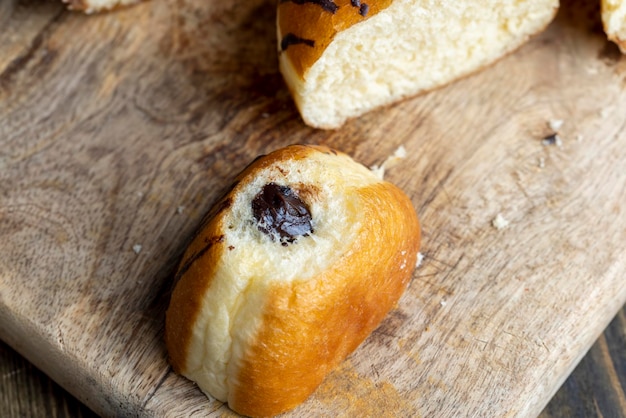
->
1, 0, 625, 416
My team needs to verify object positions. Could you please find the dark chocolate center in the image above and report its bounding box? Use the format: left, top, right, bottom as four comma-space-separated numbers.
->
252, 183, 313, 244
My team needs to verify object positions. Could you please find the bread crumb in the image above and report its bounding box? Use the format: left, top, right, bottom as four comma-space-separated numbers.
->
132, 244, 142, 254
440, 299, 447, 307
177, 206, 185, 215
416, 252, 424, 268
399, 251, 408, 270
392, 145, 407, 160
370, 145, 407, 180
542, 133, 562, 147
492, 214, 510, 230
599, 108, 610, 118
548, 119, 564, 131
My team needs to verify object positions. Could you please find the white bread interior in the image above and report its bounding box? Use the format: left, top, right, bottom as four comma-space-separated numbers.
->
602, 0, 626, 53
278, 0, 559, 129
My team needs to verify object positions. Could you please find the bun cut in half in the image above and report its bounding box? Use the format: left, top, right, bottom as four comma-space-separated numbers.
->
165, 145, 421, 417
278, 0, 559, 129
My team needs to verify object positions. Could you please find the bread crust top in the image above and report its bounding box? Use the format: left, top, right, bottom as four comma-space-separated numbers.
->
278, 0, 393, 78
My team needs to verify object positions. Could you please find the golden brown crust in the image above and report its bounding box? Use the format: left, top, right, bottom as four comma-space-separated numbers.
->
230, 181, 420, 417
277, 0, 393, 78
165, 218, 227, 374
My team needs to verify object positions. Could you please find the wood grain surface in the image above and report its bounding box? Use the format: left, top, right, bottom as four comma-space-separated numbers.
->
1, 307, 624, 417
1, 0, 625, 417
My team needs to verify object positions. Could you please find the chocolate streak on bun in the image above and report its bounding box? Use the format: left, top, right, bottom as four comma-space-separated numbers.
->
175, 235, 225, 280
281, 33, 315, 51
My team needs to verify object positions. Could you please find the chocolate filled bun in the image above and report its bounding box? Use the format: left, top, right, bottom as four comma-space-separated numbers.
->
277, 0, 559, 128
165, 144, 421, 417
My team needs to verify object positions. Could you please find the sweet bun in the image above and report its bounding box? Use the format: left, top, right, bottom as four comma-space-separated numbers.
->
601, 0, 626, 53
277, 0, 559, 129
165, 144, 421, 417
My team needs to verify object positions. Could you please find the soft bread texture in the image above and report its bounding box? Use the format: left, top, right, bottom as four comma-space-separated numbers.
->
165, 145, 421, 417
62, 0, 140, 13
602, 0, 626, 53
277, 0, 559, 129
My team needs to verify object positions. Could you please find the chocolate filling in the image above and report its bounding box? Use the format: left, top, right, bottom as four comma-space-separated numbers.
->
252, 183, 313, 244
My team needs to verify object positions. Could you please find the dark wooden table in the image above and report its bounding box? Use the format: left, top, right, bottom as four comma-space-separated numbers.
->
1, 305, 624, 417
541, 307, 626, 418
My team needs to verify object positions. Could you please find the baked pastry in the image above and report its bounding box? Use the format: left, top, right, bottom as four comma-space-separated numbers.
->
277, 0, 559, 129
62, 0, 140, 13
165, 144, 421, 417
601, 0, 626, 53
